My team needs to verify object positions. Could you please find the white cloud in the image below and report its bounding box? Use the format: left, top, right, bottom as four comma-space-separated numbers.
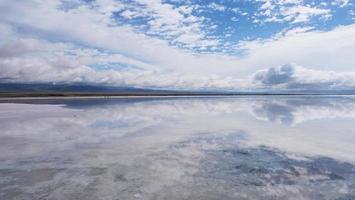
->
0, 28, 243, 89
332, 0, 350, 7
0, 0, 233, 74
235, 24, 355, 76
0, 0, 354, 90
115, 0, 217, 49
2, 34, 355, 90
282, 5, 331, 23
256, 0, 332, 24
252, 64, 355, 90
207, 2, 226, 12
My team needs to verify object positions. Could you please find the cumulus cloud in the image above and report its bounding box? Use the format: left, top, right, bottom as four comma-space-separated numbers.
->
236, 24, 355, 76
256, 0, 332, 24
253, 64, 295, 85
116, 0, 219, 49
332, 0, 350, 7
252, 64, 355, 90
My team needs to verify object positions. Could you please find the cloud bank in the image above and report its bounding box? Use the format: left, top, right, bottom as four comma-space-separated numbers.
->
252, 64, 355, 90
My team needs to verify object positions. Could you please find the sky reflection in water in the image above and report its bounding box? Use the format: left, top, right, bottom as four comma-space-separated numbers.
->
0, 96, 355, 200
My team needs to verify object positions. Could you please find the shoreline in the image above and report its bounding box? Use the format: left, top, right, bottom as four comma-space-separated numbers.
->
1, 92, 355, 100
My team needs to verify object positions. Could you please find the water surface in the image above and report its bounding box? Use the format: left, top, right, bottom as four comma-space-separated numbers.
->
1, 96, 355, 200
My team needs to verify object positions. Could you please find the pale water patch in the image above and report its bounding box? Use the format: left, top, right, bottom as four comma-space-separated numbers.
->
0, 103, 80, 119
0, 96, 355, 200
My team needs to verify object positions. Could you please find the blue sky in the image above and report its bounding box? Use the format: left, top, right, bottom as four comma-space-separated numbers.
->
0, 0, 354, 90
114, 0, 353, 53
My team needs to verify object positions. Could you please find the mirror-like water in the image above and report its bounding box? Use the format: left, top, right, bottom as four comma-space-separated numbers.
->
1, 96, 355, 200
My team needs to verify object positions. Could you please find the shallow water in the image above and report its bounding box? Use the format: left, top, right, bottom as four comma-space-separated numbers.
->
1, 96, 355, 200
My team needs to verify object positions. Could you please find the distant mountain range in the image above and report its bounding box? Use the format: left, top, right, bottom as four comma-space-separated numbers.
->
0, 83, 158, 93
1, 83, 355, 96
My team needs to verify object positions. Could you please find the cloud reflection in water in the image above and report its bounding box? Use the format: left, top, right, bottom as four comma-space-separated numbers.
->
0, 96, 355, 199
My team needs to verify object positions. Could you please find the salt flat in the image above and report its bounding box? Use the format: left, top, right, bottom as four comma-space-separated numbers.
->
1, 96, 355, 200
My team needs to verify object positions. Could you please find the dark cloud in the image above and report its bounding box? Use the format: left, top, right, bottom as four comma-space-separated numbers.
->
252, 64, 355, 90
252, 64, 295, 85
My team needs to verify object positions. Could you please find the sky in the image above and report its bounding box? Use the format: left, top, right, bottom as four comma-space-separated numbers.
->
0, 0, 354, 90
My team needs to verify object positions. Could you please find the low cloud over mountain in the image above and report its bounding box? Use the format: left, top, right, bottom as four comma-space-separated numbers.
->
252, 64, 355, 90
